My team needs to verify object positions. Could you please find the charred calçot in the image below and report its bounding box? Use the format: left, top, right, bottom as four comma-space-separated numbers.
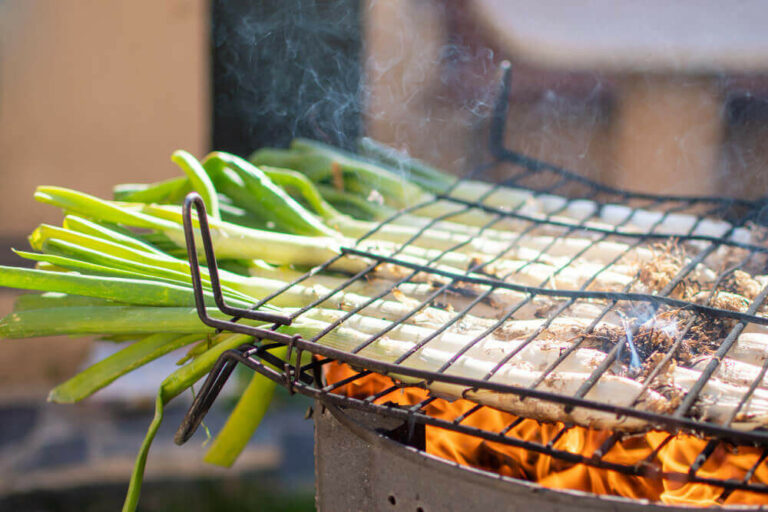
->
2, 141, 768, 509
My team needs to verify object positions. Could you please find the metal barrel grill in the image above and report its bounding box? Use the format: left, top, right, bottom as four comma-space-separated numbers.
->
174, 63, 768, 501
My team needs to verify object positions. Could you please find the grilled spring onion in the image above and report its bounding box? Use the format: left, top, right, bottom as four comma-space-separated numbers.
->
7, 213, 768, 412
35, 186, 654, 293
1, 144, 767, 510
121, 149, 752, 290
9, 214, 768, 373
198, 153, 762, 301
250, 138, 754, 243
205, 154, 663, 267
6, 269, 768, 432
58, 177, 738, 299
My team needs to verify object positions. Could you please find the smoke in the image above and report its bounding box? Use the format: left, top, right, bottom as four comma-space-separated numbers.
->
360, 0, 504, 173
210, 0, 504, 172
211, 0, 607, 178
209, 1, 767, 202
212, 0, 363, 155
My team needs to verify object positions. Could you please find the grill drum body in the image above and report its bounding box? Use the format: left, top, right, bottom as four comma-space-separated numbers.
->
315, 404, 728, 512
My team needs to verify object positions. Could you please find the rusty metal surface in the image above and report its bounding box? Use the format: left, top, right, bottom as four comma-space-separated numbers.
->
315, 404, 752, 512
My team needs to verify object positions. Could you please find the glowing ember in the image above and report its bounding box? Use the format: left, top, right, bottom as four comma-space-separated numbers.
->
325, 362, 768, 506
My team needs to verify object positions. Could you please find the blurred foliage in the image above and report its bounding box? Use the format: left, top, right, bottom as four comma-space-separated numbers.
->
0, 476, 315, 512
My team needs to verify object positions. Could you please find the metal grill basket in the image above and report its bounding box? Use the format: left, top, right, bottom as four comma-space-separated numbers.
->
174, 63, 768, 498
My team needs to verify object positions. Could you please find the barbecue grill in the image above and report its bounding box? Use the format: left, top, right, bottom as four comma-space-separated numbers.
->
174, 62, 768, 503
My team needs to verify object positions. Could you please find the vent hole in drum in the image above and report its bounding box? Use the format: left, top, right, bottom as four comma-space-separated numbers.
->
388, 495, 396, 505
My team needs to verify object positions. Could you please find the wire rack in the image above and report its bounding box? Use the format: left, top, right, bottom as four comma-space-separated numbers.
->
175, 63, 768, 496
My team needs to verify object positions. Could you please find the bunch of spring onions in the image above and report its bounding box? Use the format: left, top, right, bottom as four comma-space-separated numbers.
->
1, 139, 768, 511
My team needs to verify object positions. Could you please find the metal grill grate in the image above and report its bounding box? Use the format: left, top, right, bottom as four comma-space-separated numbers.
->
175, 63, 768, 497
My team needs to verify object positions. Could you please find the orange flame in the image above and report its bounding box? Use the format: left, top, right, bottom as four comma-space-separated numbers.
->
324, 362, 768, 506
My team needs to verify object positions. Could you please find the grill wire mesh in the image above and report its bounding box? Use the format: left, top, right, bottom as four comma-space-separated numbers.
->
176, 64, 768, 497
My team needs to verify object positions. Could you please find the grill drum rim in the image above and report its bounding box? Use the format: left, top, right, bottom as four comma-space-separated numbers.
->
317, 403, 764, 511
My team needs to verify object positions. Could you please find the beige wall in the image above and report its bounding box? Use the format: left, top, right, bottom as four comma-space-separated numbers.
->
0, 0, 209, 395
362, 1, 609, 183
363, 1, 768, 198
0, 0, 209, 240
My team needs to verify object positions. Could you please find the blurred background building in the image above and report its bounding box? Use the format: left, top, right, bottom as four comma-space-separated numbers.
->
2, 0, 768, 509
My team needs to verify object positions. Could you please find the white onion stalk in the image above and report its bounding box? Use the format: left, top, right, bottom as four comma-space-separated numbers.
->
315, 324, 768, 431
693, 356, 768, 390
463, 357, 768, 432
315, 324, 668, 431
37, 187, 651, 293
392, 214, 759, 273
412, 194, 753, 244
378, 167, 755, 243
337, 215, 660, 266
267, 274, 768, 371
729, 333, 768, 362
305, 308, 768, 416
302, 308, 611, 356
351, 237, 647, 291
283, 138, 757, 243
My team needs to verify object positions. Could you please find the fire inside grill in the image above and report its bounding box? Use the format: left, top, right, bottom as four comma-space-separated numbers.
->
176, 64, 768, 506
